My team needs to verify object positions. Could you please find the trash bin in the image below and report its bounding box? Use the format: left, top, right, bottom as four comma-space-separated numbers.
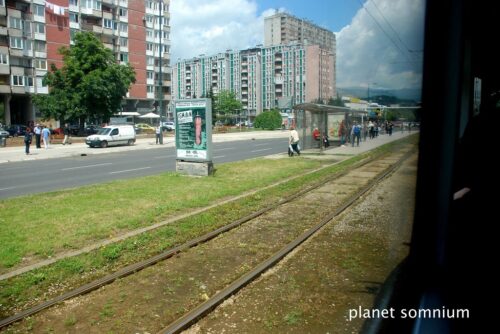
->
0, 136, 6, 147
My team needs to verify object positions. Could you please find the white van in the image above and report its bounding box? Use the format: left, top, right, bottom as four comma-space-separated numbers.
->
86, 125, 136, 148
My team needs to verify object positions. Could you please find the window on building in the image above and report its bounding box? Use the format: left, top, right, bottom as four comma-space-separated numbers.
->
11, 75, 25, 86
27, 76, 34, 87
9, 37, 23, 49
147, 71, 154, 79
119, 53, 128, 63
70, 29, 78, 42
34, 41, 46, 52
146, 29, 153, 38
145, 15, 153, 24
119, 23, 128, 33
9, 17, 23, 30
119, 37, 128, 47
34, 22, 45, 34
93, 0, 101, 10
119, 7, 127, 17
34, 4, 45, 17
0, 0, 4, 6
146, 43, 154, 51
147, 57, 154, 66
0, 53, 8, 65
35, 59, 47, 70
147, 85, 154, 93
103, 19, 114, 29
69, 13, 79, 23
69, 0, 78, 5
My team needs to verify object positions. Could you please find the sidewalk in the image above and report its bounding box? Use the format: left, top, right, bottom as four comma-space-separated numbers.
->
301, 130, 415, 158
0, 130, 290, 164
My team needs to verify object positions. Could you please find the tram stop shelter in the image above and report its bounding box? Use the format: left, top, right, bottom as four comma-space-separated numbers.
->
292, 103, 368, 152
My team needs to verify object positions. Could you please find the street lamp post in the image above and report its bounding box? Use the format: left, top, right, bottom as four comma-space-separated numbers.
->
157, 0, 164, 144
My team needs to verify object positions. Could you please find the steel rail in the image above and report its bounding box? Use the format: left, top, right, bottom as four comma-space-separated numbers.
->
159, 149, 416, 334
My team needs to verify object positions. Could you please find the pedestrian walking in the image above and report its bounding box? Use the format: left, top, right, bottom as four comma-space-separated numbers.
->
62, 123, 72, 145
351, 121, 361, 147
338, 120, 347, 146
24, 127, 32, 155
155, 125, 161, 144
42, 126, 50, 149
288, 126, 300, 156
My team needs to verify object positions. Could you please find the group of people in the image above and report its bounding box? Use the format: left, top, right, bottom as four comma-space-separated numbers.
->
23, 123, 72, 155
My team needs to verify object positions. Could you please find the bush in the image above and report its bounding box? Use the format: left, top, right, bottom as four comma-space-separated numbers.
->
254, 110, 282, 130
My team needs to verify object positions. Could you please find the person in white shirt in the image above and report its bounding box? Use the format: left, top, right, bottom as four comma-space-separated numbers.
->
289, 126, 300, 156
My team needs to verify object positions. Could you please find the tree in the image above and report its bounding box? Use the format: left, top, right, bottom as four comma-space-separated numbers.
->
33, 32, 136, 127
254, 109, 282, 130
214, 90, 242, 123
327, 94, 345, 107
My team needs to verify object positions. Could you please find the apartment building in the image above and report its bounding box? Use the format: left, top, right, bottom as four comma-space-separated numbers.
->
0, 0, 171, 126
264, 12, 336, 54
173, 42, 334, 121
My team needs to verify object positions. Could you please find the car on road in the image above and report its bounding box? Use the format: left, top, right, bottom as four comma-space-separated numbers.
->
162, 121, 175, 131
134, 123, 156, 134
86, 125, 136, 148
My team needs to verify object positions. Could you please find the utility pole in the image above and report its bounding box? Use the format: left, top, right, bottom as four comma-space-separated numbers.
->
157, 0, 164, 144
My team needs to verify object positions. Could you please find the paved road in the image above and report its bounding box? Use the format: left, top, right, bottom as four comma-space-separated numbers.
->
0, 137, 288, 199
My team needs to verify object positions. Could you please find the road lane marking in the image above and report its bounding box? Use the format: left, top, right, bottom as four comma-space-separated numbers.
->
251, 148, 273, 152
254, 143, 271, 146
213, 155, 226, 159
215, 147, 235, 151
61, 163, 112, 171
0, 186, 16, 191
110, 167, 151, 174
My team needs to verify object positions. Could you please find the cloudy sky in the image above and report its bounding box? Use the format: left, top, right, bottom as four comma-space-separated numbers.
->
170, 0, 425, 91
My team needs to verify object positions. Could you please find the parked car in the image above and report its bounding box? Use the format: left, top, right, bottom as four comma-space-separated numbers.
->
86, 125, 136, 148
134, 123, 156, 134
0, 127, 10, 138
84, 124, 102, 135
162, 121, 175, 131
6, 124, 27, 137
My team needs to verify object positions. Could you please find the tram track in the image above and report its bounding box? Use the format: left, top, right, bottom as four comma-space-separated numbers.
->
159, 148, 416, 334
1, 143, 416, 332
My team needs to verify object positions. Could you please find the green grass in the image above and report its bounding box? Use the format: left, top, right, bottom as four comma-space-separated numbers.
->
0, 158, 322, 271
0, 135, 418, 319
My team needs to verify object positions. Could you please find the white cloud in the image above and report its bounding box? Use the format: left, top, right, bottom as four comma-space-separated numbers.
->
336, 0, 425, 90
170, 0, 266, 61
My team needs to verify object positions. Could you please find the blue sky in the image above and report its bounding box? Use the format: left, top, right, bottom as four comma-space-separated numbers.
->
170, 0, 425, 91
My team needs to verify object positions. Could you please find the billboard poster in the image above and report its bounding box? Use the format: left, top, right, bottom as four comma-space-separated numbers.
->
174, 99, 212, 162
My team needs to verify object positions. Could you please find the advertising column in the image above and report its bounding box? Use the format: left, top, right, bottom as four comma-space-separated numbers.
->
174, 99, 213, 175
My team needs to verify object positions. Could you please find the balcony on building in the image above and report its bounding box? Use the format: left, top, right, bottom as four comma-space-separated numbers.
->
102, 0, 117, 7
0, 72, 9, 91
81, 17, 103, 34
80, 5, 102, 18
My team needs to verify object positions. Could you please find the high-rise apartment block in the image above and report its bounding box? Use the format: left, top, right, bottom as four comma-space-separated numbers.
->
174, 42, 335, 120
173, 12, 335, 121
1, 0, 171, 126
264, 12, 336, 54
